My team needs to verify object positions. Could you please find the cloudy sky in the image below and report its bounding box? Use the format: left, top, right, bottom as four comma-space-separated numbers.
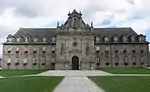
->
0, 0, 150, 57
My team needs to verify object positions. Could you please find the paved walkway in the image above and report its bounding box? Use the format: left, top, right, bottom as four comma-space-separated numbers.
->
38, 70, 112, 76
38, 70, 111, 92
53, 76, 105, 92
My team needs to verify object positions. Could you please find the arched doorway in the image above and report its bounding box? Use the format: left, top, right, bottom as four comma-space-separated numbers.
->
72, 56, 79, 70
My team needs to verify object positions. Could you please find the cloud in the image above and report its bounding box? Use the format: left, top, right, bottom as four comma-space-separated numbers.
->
0, 0, 150, 57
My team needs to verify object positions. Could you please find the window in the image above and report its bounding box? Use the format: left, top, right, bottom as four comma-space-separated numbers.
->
16, 38, 20, 42
7, 38, 12, 42
15, 58, 19, 65
32, 58, 37, 65
23, 58, 27, 65
16, 48, 19, 53
141, 57, 144, 65
52, 37, 55, 42
104, 37, 109, 42
33, 48, 37, 54
123, 49, 127, 53
43, 47, 46, 51
115, 62, 119, 66
52, 58, 55, 63
25, 37, 28, 42
33, 38, 37, 42
96, 47, 100, 53
7, 58, 11, 63
114, 37, 118, 41
96, 37, 100, 42
7, 47, 11, 53
72, 42, 77, 46
42, 47, 46, 53
96, 46, 100, 51
52, 47, 55, 53
132, 57, 136, 65
106, 62, 109, 66
115, 50, 118, 53
43, 38, 46, 42
131, 36, 135, 42
123, 36, 127, 42
42, 58, 46, 65
124, 56, 128, 66
7, 58, 11, 65
139, 37, 143, 42
24, 51, 28, 54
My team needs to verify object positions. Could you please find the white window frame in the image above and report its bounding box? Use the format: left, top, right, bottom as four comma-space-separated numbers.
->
43, 47, 46, 51
17, 38, 20, 42
52, 47, 55, 51
8, 38, 12, 42
8, 47, 11, 51
96, 46, 100, 51
104, 37, 109, 41
43, 38, 46, 42
7, 58, 11, 63
25, 37, 28, 42
23, 58, 27, 63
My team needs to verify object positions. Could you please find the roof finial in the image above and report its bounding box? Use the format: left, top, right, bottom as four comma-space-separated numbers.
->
57, 21, 59, 28
91, 21, 93, 28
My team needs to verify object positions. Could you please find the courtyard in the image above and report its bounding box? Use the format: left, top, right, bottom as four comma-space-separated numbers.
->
0, 68, 150, 92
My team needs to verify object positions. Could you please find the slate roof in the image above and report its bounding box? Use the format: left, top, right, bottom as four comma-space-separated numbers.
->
13, 27, 138, 38
94, 27, 138, 37
14, 28, 56, 38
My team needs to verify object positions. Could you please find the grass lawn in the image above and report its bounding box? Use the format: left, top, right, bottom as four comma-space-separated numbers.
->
90, 76, 150, 92
0, 76, 63, 92
101, 68, 150, 74
0, 69, 48, 77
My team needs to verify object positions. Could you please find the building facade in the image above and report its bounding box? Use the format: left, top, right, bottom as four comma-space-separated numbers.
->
2, 10, 149, 70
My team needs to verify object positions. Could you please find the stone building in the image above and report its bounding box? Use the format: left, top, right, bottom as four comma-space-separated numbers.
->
2, 10, 149, 70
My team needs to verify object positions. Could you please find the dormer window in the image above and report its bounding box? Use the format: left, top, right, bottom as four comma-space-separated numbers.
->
139, 37, 143, 42
123, 36, 127, 42
104, 37, 109, 42
16, 38, 20, 42
43, 38, 46, 42
25, 37, 28, 42
33, 38, 37, 42
131, 36, 135, 42
96, 37, 100, 42
114, 37, 118, 42
7, 38, 12, 42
